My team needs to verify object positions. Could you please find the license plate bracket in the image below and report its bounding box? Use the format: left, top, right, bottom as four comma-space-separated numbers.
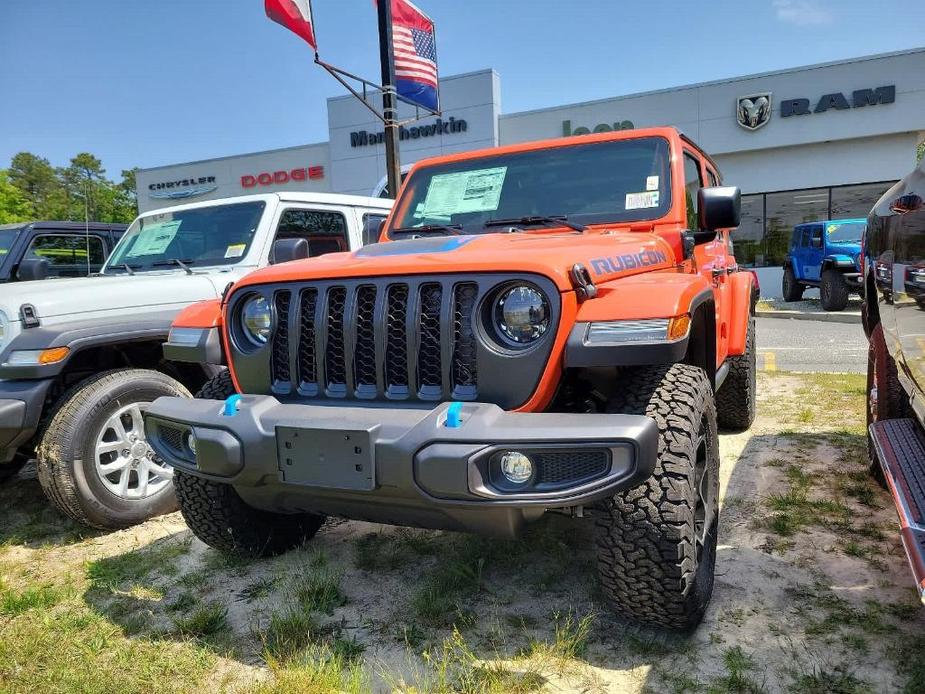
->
276, 426, 375, 491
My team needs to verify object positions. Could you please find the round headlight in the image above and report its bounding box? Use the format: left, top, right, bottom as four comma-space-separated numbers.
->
494, 285, 549, 345
241, 296, 272, 346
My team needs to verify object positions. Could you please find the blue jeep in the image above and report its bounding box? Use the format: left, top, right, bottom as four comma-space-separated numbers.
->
782, 218, 865, 311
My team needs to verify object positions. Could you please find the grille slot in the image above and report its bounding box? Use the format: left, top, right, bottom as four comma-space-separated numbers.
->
271, 291, 291, 386
385, 284, 410, 395
158, 425, 186, 454
298, 288, 318, 394
417, 283, 443, 397
353, 285, 378, 394
325, 287, 347, 394
452, 283, 478, 397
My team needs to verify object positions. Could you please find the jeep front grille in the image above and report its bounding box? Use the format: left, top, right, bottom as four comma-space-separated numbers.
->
231, 274, 560, 409
269, 279, 480, 401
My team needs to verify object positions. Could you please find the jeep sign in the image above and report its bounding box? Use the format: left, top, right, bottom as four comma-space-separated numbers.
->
562, 119, 634, 137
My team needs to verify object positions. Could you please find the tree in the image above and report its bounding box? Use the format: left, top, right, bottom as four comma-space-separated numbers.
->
0, 170, 34, 223
8, 152, 63, 219
113, 167, 140, 222
918, 139, 924, 165
60, 153, 109, 221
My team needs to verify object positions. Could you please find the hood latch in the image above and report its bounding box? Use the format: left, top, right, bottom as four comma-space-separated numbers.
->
570, 264, 597, 301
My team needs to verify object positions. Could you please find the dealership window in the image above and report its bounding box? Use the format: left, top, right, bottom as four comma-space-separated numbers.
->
731, 181, 897, 267
275, 209, 348, 257
25, 234, 106, 277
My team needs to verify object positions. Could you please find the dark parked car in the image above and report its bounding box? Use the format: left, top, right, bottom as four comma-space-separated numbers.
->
0, 221, 127, 282
863, 158, 925, 606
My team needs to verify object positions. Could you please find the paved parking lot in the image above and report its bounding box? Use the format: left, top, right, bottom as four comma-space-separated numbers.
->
756, 316, 866, 373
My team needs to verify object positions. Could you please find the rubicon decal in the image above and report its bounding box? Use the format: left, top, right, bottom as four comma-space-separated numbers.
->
241, 166, 325, 188
589, 250, 668, 275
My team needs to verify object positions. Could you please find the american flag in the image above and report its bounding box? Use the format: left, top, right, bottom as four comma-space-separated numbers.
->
390, 0, 439, 111
393, 24, 437, 88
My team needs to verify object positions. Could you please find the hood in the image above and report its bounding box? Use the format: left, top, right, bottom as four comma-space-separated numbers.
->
1, 272, 226, 323
234, 231, 678, 292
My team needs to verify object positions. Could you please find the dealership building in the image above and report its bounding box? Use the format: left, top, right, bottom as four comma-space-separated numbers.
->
137, 47, 924, 274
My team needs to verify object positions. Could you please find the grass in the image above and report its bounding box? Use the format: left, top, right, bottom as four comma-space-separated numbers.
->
292, 566, 347, 614
172, 601, 228, 638
86, 537, 191, 591
707, 646, 766, 693
789, 668, 872, 693
0, 582, 69, 616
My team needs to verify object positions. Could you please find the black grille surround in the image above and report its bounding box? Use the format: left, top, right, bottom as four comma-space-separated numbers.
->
227, 274, 561, 410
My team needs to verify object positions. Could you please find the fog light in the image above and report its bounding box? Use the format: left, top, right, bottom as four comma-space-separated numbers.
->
499, 451, 533, 484
186, 433, 197, 455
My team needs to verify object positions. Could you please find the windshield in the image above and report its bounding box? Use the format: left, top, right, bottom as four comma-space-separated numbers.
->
0, 230, 19, 259
390, 137, 672, 235
105, 201, 266, 272
826, 220, 865, 244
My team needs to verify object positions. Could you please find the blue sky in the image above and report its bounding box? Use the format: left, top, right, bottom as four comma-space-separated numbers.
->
1, 0, 923, 178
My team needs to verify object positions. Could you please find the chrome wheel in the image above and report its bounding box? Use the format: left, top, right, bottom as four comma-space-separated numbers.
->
94, 402, 173, 500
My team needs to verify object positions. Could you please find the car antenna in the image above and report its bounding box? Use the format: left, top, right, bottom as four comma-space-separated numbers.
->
84, 181, 91, 277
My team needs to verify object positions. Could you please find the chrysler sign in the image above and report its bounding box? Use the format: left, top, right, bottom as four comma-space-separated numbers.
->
148, 175, 217, 200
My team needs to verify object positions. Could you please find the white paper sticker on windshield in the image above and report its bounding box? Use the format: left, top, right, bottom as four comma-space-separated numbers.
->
625, 191, 660, 210
646, 175, 659, 191
422, 167, 508, 217
126, 220, 182, 257
225, 243, 246, 259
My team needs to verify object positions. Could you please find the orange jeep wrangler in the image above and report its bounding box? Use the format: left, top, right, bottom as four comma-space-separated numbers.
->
144, 127, 756, 630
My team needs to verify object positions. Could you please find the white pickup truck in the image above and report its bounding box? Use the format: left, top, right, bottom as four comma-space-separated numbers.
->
0, 192, 391, 529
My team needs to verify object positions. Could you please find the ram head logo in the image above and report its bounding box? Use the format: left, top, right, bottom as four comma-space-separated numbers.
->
736, 93, 772, 131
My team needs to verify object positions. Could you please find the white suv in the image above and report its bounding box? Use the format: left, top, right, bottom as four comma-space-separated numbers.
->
0, 192, 391, 529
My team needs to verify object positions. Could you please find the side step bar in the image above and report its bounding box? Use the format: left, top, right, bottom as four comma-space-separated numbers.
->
869, 418, 925, 605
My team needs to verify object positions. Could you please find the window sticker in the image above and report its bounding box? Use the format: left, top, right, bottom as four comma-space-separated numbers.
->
646, 175, 660, 191
421, 167, 508, 217
225, 243, 246, 259
126, 220, 182, 257
826, 223, 840, 234
625, 191, 660, 210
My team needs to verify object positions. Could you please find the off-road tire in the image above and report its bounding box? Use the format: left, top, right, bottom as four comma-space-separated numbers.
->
595, 363, 720, 631
36, 369, 189, 529
715, 316, 756, 431
173, 371, 326, 557
867, 323, 906, 487
821, 269, 850, 311
782, 266, 804, 302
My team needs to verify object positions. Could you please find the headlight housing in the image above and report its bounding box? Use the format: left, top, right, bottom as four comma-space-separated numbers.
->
240, 296, 273, 347
493, 284, 549, 346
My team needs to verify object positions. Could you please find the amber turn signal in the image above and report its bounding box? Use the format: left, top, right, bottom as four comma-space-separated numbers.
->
38, 347, 70, 365
667, 315, 691, 341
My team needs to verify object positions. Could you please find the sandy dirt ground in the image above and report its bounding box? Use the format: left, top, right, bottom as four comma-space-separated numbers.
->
1, 371, 922, 693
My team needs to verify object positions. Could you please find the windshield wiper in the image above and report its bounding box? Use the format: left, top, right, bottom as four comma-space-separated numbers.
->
484, 215, 587, 233
152, 258, 195, 274
120, 263, 140, 275
391, 223, 463, 237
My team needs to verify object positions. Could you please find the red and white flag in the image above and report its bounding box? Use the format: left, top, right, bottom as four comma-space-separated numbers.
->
265, 0, 317, 51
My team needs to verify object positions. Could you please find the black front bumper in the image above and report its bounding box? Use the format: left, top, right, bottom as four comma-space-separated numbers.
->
0, 379, 53, 462
144, 397, 659, 536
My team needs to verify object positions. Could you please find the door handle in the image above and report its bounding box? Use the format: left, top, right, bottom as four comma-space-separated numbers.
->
712, 267, 724, 278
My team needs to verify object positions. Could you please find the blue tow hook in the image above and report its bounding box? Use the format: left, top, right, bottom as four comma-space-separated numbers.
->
445, 402, 463, 428
223, 394, 242, 416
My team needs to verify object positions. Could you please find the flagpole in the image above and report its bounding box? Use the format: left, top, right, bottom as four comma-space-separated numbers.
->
377, 0, 402, 198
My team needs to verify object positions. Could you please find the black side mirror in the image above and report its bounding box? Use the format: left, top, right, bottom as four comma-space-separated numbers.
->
270, 238, 309, 265
16, 257, 50, 282
698, 186, 741, 232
